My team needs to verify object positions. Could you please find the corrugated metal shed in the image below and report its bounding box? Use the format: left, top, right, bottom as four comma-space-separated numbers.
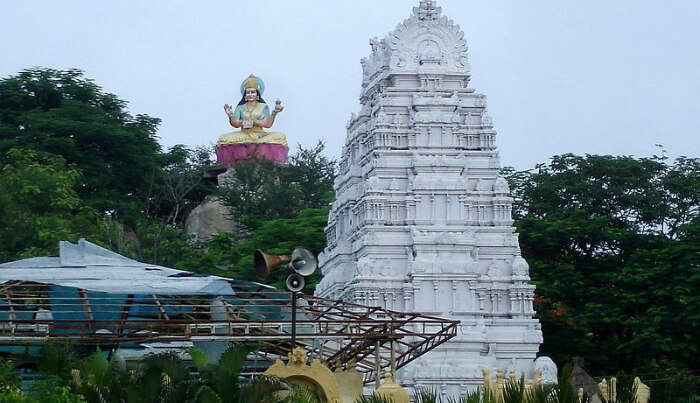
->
0, 239, 235, 295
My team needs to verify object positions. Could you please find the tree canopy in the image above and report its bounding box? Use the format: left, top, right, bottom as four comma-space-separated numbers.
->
216, 141, 335, 231
0, 148, 97, 261
0, 68, 215, 263
0, 68, 163, 223
504, 152, 700, 375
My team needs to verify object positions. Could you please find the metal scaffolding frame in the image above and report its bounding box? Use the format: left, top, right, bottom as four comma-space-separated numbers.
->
0, 280, 457, 383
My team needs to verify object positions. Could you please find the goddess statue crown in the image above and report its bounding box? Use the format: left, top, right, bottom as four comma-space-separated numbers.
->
240, 74, 265, 95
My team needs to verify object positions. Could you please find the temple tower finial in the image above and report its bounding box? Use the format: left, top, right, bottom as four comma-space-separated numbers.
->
414, 0, 442, 21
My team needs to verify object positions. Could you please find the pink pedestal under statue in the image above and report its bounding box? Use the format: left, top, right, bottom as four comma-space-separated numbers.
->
216, 143, 289, 164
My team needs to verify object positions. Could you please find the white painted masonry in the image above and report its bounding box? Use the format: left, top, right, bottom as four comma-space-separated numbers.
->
315, 1, 548, 396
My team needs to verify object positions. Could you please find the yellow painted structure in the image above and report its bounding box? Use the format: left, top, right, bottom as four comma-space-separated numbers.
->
264, 347, 342, 403
482, 368, 544, 401
634, 377, 651, 403
334, 361, 364, 403
374, 372, 410, 403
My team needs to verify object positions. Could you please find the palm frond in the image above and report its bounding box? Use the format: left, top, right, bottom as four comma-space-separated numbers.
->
415, 387, 440, 403
355, 394, 396, 403
192, 385, 223, 403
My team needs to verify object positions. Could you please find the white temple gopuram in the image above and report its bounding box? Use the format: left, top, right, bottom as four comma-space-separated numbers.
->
315, 0, 551, 395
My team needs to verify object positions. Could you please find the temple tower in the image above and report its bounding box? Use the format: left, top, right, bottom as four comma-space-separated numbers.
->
315, 0, 545, 395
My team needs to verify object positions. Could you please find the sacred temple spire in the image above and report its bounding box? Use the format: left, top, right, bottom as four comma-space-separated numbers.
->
414, 0, 442, 21
317, 0, 545, 397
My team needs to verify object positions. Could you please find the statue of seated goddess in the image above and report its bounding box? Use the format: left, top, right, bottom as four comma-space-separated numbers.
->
216, 74, 288, 164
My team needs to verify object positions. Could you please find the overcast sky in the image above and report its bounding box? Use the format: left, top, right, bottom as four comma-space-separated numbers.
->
2, 0, 699, 169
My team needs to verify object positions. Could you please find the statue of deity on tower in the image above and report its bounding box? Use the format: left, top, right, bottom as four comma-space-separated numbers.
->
216, 74, 289, 164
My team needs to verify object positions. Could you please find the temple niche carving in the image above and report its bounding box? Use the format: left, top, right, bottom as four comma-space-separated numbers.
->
315, 0, 546, 397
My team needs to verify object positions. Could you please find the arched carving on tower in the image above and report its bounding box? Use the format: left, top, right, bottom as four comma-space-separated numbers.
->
360, 1, 471, 94
387, 12, 470, 74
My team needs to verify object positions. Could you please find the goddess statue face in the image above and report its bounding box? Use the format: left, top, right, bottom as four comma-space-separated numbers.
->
244, 87, 259, 102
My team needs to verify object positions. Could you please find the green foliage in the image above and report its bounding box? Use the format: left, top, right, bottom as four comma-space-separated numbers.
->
21, 342, 321, 403
0, 67, 333, 295
192, 385, 223, 403
95, 217, 205, 269
35, 343, 77, 384
190, 344, 254, 402
185, 344, 331, 402
376, 371, 591, 403
0, 69, 219, 265
501, 378, 527, 403
169, 143, 338, 292
203, 207, 330, 293
550, 365, 588, 403
281, 382, 326, 403
286, 142, 337, 212
187, 344, 289, 403
217, 141, 335, 230
355, 395, 395, 403
134, 351, 195, 403
598, 375, 637, 403
647, 372, 700, 403
69, 348, 130, 402
0, 148, 97, 260
5, 66, 695, 401
30, 380, 85, 403
415, 388, 441, 403
0, 388, 35, 403
146, 144, 215, 226
0, 356, 21, 391
217, 158, 300, 230
503, 153, 700, 374
0, 68, 163, 224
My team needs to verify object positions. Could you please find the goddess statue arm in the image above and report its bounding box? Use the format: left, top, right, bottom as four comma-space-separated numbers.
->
224, 104, 244, 128
254, 102, 284, 129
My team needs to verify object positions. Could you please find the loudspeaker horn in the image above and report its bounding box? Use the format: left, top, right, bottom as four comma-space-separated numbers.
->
289, 248, 318, 277
254, 250, 291, 279
285, 273, 305, 292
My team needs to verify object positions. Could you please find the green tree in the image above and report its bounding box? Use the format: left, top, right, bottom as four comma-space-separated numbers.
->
0, 389, 35, 403
0, 148, 97, 260
94, 143, 335, 291
0, 356, 21, 391
36, 344, 308, 403
216, 158, 298, 230
0, 68, 163, 224
201, 143, 335, 292
30, 382, 86, 403
96, 217, 206, 269
217, 142, 336, 231
286, 141, 336, 212
146, 144, 215, 226
188, 344, 286, 403
197, 207, 330, 293
504, 153, 700, 374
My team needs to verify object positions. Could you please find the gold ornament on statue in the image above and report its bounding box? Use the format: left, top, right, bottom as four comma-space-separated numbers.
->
244, 74, 260, 90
